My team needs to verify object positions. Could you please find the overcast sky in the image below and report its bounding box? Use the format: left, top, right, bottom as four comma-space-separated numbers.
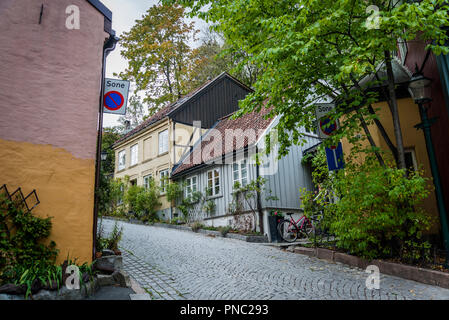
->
100, 0, 209, 127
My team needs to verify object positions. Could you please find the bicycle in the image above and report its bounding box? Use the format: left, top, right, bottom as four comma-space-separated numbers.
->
277, 212, 317, 243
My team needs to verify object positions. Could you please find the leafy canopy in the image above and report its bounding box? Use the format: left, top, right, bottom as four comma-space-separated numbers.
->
171, 0, 449, 155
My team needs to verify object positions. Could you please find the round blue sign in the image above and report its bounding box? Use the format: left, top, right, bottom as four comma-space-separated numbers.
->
319, 117, 337, 136
104, 91, 124, 111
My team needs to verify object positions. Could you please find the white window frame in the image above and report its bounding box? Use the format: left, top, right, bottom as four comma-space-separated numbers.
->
207, 169, 221, 197
118, 150, 126, 171
130, 144, 138, 166
184, 176, 198, 199
143, 174, 153, 190
159, 169, 169, 193
158, 129, 168, 155
232, 159, 248, 187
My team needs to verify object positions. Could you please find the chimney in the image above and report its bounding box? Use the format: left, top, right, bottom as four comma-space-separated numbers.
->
124, 120, 131, 133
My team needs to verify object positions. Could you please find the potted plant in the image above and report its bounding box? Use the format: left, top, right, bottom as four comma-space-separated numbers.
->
268, 210, 285, 243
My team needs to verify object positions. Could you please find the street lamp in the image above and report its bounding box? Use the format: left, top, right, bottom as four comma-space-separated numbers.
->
100, 150, 108, 161
408, 68, 449, 267
408, 71, 432, 104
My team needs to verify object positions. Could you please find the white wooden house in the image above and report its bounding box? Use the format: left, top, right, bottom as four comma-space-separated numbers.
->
171, 106, 321, 241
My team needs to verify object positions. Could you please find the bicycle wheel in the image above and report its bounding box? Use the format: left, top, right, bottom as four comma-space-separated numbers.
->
277, 220, 299, 243
302, 220, 315, 239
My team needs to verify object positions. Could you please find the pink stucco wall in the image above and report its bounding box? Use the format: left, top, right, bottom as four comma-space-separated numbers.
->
0, 0, 108, 159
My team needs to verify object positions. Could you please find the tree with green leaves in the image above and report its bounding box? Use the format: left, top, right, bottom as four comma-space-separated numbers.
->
117, 3, 199, 114
117, 94, 146, 129
98, 128, 121, 216
172, 0, 449, 169
185, 32, 229, 90
187, 29, 263, 89
101, 127, 121, 175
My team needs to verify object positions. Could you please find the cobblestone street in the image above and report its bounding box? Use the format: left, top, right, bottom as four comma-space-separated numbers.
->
102, 219, 449, 300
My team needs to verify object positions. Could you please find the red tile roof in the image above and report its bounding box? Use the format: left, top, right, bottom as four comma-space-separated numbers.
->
172, 106, 274, 176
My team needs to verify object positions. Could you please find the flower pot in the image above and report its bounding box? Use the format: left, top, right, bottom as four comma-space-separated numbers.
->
268, 215, 282, 243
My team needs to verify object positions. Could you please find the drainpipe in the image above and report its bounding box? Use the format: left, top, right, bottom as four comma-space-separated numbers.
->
93, 33, 119, 261
255, 145, 264, 234
171, 121, 176, 221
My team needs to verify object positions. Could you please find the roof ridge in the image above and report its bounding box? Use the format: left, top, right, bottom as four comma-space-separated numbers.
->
217, 111, 236, 121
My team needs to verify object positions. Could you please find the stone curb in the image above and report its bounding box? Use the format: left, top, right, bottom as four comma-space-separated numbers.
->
103, 216, 268, 243
225, 232, 268, 243
289, 246, 449, 289
153, 222, 192, 232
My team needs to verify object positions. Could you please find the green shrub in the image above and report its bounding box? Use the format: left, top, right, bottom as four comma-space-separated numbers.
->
299, 188, 322, 218
326, 158, 432, 260
98, 177, 125, 216
170, 217, 184, 225
96, 220, 123, 252
124, 181, 161, 222
203, 200, 216, 215
218, 226, 232, 236
105, 222, 123, 251
0, 196, 99, 298
165, 180, 183, 203
0, 196, 59, 285
190, 221, 204, 232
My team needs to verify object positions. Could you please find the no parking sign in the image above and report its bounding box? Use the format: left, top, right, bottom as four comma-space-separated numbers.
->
103, 78, 130, 115
315, 103, 338, 139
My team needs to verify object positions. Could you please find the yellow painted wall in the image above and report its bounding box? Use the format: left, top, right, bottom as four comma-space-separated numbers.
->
114, 119, 207, 213
113, 117, 209, 216
114, 119, 172, 211
0, 139, 95, 263
341, 97, 440, 233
